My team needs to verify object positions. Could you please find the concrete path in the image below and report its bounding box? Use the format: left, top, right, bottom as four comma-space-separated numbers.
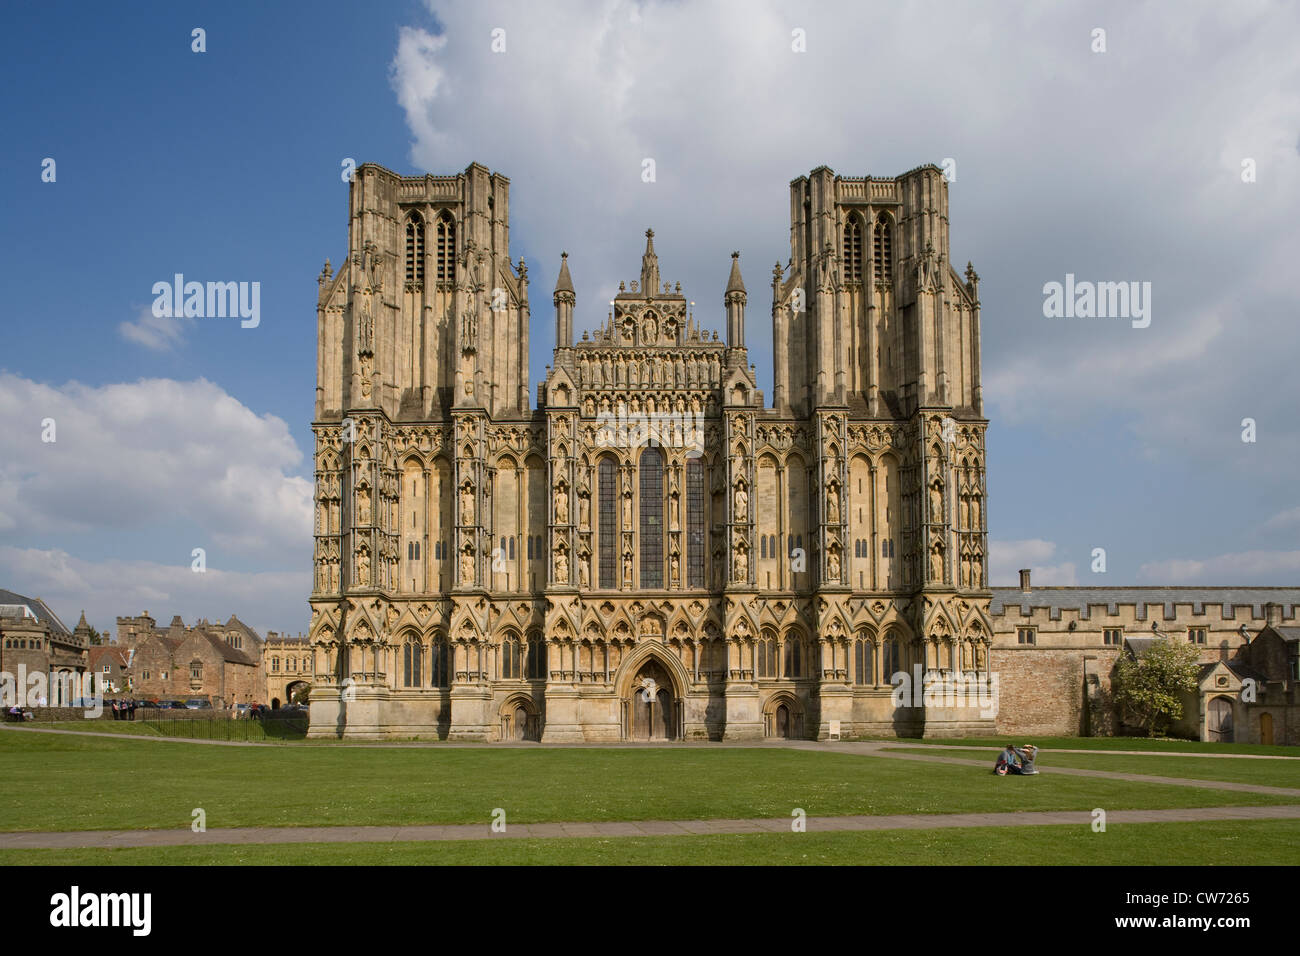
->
874, 742, 1300, 761
810, 743, 1300, 798
4, 804, 1299, 850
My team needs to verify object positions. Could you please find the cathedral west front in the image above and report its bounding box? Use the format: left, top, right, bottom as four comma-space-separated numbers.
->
306, 161, 996, 741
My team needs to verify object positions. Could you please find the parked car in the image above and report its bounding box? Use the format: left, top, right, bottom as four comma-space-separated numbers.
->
184, 699, 212, 710
233, 703, 252, 719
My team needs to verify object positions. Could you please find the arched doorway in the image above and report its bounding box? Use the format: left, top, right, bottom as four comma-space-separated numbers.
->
500, 696, 540, 741
1206, 696, 1233, 742
628, 658, 676, 740
285, 680, 310, 704
1260, 712, 1274, 746
763, 694, 804, 739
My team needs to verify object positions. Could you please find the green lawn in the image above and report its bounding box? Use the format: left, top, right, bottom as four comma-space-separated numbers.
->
886, 747, 1300, 789
2, 730, 1298, 833
877, 735, 1298, 757
2, 819, 1296, 866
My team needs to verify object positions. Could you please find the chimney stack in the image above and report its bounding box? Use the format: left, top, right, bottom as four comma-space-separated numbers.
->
1019, 568, 1032, 592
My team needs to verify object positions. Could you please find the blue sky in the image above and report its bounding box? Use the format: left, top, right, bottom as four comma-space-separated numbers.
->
2, 0, 1298, 636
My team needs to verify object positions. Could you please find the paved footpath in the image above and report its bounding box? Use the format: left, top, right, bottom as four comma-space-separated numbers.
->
818, 743, 1300, 798
3, 804, 1299, 850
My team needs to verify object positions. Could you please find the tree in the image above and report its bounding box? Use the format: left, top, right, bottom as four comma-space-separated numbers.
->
1113, 638, 1201, 736
86, 626, 104, 646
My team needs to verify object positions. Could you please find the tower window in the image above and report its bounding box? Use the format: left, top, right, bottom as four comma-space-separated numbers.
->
405, 214, 425, 283
873, 214, 892, 283
843, 214, 863, 282
436, 212, 456, 285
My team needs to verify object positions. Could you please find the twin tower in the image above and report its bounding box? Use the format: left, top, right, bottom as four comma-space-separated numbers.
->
313, 162, 984, 423
308, 161, 991, 742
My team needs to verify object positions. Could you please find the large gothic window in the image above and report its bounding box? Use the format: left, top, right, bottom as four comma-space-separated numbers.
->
882, 635, 901, 680
435, 211, 456, 285
598, 458, 616, 588
430, 636, 450, 688
639, 447, 664, 588
402, 639, 422, 687
854, 636, 874, 686
873, 214, 892, 283
757, 633, 778, 679
405, 213, 425, 284
501, 635, 521, 679
686, 457, 704, 588
843, 213, 863, 282
784, 633, 803, 679
525, 633, 546, 679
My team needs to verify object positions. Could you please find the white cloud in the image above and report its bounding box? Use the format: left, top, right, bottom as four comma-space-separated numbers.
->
989, 539, 1078, 586
1265, 506, 1300, 529
388, 0, 1300, 483
0, 546, 309, 638
118, 306, 191, 351
1138, 550, 1300, 585
0, 373, 311, 564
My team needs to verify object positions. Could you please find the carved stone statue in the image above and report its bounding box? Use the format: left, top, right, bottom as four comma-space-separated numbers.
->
826, 487, 839, 523
733, 547, 748, 582
357, 550, 370, 586
734, 485, 748, 522
578, 492, 590, 529
555, 551, 569, 584
622, 491, 632, 528
930, 547, 943, 581
670, 552, 679, 582
930, 481, 943, 521
359, 305, 373, 354
827, 551, 840, 579
578, 554, 590, 588
357, 486, 371, 525
554, 486, 568, 524
623, 551, 633, 585
461, 484, 474, 524
460, 549, 475, 584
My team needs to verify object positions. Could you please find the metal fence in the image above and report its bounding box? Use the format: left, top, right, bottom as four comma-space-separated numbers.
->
141, 712, 309, 741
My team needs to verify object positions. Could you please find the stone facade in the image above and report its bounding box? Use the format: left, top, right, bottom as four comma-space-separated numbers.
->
114, 612, 263, 705
307, 162, 994, 740
264, 631, 312, 707
0, 590, 88, 706
989, 574, 1300, 744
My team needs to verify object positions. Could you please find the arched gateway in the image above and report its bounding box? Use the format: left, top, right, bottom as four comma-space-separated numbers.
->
618, 653, 682, 741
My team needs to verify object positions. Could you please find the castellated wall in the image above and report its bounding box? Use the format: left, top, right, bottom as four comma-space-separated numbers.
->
990, 590, 1298, 738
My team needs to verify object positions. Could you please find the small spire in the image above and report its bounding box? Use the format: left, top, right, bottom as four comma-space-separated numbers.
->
554, 251, 574, 295
725, 251, 746, 295
641, 228, 660, 294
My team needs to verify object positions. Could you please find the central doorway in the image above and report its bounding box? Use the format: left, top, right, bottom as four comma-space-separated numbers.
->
630, 659, 675, 740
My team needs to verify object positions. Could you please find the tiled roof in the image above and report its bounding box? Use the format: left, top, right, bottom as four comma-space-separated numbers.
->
0, 589, 71, 636
197, 629, 258, 666
992, 586, 1300, 621
89, 646, 129, 668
